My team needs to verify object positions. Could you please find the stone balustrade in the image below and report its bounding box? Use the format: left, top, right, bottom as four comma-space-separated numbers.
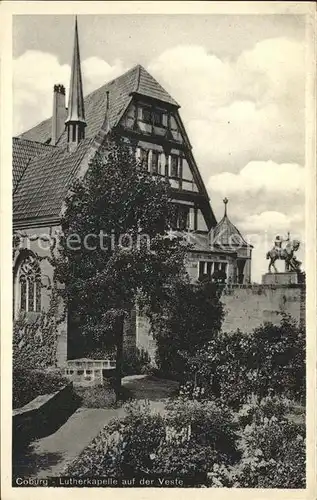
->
65, 358, 116, 386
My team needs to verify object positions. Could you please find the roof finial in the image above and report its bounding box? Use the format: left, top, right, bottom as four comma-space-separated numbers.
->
223, 197, 228, 217
65, 16, 86, 149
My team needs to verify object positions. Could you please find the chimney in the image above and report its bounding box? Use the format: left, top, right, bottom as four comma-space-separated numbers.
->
52, 84, 66, 145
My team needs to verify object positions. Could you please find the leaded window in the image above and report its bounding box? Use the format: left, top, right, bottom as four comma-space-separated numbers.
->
18, 255, 41, 313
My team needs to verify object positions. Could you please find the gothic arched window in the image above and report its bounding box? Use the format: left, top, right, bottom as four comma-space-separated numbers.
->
18, 255, 41, 313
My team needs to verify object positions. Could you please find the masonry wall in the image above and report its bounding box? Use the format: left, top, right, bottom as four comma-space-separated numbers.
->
13, 225, 68, 367
135, 283, 306, 362
220, 284, 305, 333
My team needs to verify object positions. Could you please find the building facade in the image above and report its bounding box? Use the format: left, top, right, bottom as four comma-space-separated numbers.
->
13, 20, 252, 364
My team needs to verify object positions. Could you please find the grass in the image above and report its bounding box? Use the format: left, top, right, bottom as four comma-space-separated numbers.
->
72, 375, 179, 408
122, 375, 179, 401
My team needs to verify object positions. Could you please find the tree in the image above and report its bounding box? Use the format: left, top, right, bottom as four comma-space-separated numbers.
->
53, 136, 188, 398
144, 278, 224, 380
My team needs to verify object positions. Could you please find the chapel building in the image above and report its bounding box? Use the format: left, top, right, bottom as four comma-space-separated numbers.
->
13, 19, 252, 364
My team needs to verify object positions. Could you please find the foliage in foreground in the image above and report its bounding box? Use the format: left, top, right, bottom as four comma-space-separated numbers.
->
65, 396, 305, 488
65, 399, 239, 478
185, 316, 305, 408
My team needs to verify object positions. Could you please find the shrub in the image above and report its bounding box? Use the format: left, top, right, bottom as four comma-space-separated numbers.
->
151, 398, 240, 477
207, 395, 306, 488
13, 309, 58, 371
13, 368, 68, 409
187, 316, 305, 408
121, 347, 151, 376
148, 280, 224, 380
234, 397, 306, 488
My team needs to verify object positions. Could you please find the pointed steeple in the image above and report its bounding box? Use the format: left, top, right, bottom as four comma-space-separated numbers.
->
66, 17, 86, 150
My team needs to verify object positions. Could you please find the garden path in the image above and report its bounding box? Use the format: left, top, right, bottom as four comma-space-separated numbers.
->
13, 375, 178, 479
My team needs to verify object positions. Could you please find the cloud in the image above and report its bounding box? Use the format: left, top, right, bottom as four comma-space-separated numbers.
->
13, 51, 70, 135
81, 57, 126, 94
208, 160, 305, 196
13, 50, 126, 135
239, 211, 304, 234
149, 37, 305, 175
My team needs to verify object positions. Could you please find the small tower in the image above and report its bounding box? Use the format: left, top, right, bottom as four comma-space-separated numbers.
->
211, 198, 253, 284
65, 17, 86, 151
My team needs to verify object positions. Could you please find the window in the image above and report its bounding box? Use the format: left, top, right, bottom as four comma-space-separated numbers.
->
72, 124, 76, 142
178, 206, 189, 230
151, 151, 159, 173
19, 255, 41, 313
142, 107, 152, 124
139, 149, 149, 170
198, 261, 213, 280
153, 110, 163, 126
170, 155, 179, 177
170, 205, 189, 230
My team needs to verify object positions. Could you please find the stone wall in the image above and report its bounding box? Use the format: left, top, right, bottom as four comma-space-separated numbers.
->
221, 283, 305, 334
134, 283, 306, 359
135, 312, 157, 362
13, 225, 68, 367
12, 383, 78, 449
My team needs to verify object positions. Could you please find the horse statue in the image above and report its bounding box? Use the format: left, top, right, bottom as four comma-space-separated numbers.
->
266, 238, 301, 273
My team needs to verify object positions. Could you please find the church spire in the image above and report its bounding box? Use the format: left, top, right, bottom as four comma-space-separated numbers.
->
66, 16, 86, 150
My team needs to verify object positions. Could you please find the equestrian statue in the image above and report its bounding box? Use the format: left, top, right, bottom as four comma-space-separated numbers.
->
266, 232, 301, 273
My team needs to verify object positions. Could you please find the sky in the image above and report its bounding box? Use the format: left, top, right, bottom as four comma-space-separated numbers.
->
13, 14, 306, 282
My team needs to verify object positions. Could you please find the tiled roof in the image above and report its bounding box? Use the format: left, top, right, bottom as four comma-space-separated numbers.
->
13, 138, 93, 222
135, 65, 179, 106
13, 65, 180, 224
19, 65, 179, 145
12, 137, 55, 191
212, 215, 249, 247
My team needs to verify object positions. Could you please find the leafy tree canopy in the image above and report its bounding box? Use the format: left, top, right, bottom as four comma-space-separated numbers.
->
53, 136, 188, 355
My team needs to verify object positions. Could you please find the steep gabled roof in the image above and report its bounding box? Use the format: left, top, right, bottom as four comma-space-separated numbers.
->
13, 137, 56, 191
13, 138, 93, 222
19, 65, 179, 146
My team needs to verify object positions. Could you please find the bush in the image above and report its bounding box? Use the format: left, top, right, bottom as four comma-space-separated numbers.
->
186, 316, 305, 408
13, 368, 68, 409
148, 280, 224, 380
121, 347, 151, 376
151, 398, 240, 477
65, 394, 305, 488
233, 396, 306, 488
13, 310, 58, 370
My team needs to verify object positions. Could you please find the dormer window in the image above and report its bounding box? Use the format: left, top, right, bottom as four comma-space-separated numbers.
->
153, 110, 163, 127
142, 107, 152, 124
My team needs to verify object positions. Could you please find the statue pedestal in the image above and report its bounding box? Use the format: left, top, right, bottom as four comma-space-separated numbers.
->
262, 272, 300, 285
